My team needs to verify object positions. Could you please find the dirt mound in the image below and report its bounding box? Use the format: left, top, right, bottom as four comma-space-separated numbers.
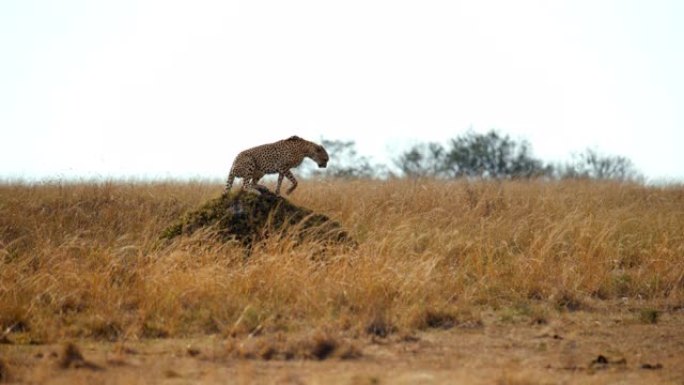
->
161, 189, 353, 247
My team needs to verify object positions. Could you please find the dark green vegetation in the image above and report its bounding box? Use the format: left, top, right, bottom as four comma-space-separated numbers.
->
312, 130, 641, 181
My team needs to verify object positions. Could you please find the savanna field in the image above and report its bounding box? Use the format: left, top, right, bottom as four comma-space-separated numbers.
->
1, 179, 684, 384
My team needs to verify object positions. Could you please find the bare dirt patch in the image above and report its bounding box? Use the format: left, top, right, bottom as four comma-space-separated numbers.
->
3, 309, 683, 385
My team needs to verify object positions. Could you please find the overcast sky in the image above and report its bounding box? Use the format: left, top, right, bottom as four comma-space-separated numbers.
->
2, 1, 683, 182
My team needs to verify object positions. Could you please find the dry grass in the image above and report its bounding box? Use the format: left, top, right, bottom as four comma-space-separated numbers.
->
1, 179, 683, 345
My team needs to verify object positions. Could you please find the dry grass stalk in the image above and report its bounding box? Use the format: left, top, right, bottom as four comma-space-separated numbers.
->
1, 179, 682, 342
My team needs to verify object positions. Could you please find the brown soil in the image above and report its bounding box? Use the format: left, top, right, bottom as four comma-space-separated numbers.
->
3, 309, 683, 385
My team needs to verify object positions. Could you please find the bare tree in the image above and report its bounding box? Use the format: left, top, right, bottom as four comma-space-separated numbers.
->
305, 139, 386, 179
560, 149, 641, 182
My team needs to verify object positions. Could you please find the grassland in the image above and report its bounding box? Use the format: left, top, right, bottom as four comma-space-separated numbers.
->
1, 179, 683, 384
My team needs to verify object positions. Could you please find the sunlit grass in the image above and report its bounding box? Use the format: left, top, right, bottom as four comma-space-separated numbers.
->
1, 179, 683, 343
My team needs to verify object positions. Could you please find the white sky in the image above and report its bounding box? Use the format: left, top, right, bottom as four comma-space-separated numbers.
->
2, 1, 683, 182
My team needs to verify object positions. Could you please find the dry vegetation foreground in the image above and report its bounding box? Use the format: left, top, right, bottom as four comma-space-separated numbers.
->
1, 179, 684, 384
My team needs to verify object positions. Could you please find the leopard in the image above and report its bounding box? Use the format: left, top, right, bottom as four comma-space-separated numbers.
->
225, 136, 329, 195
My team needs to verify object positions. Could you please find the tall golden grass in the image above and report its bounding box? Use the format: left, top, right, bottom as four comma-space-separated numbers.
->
1, 179, 683, 342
